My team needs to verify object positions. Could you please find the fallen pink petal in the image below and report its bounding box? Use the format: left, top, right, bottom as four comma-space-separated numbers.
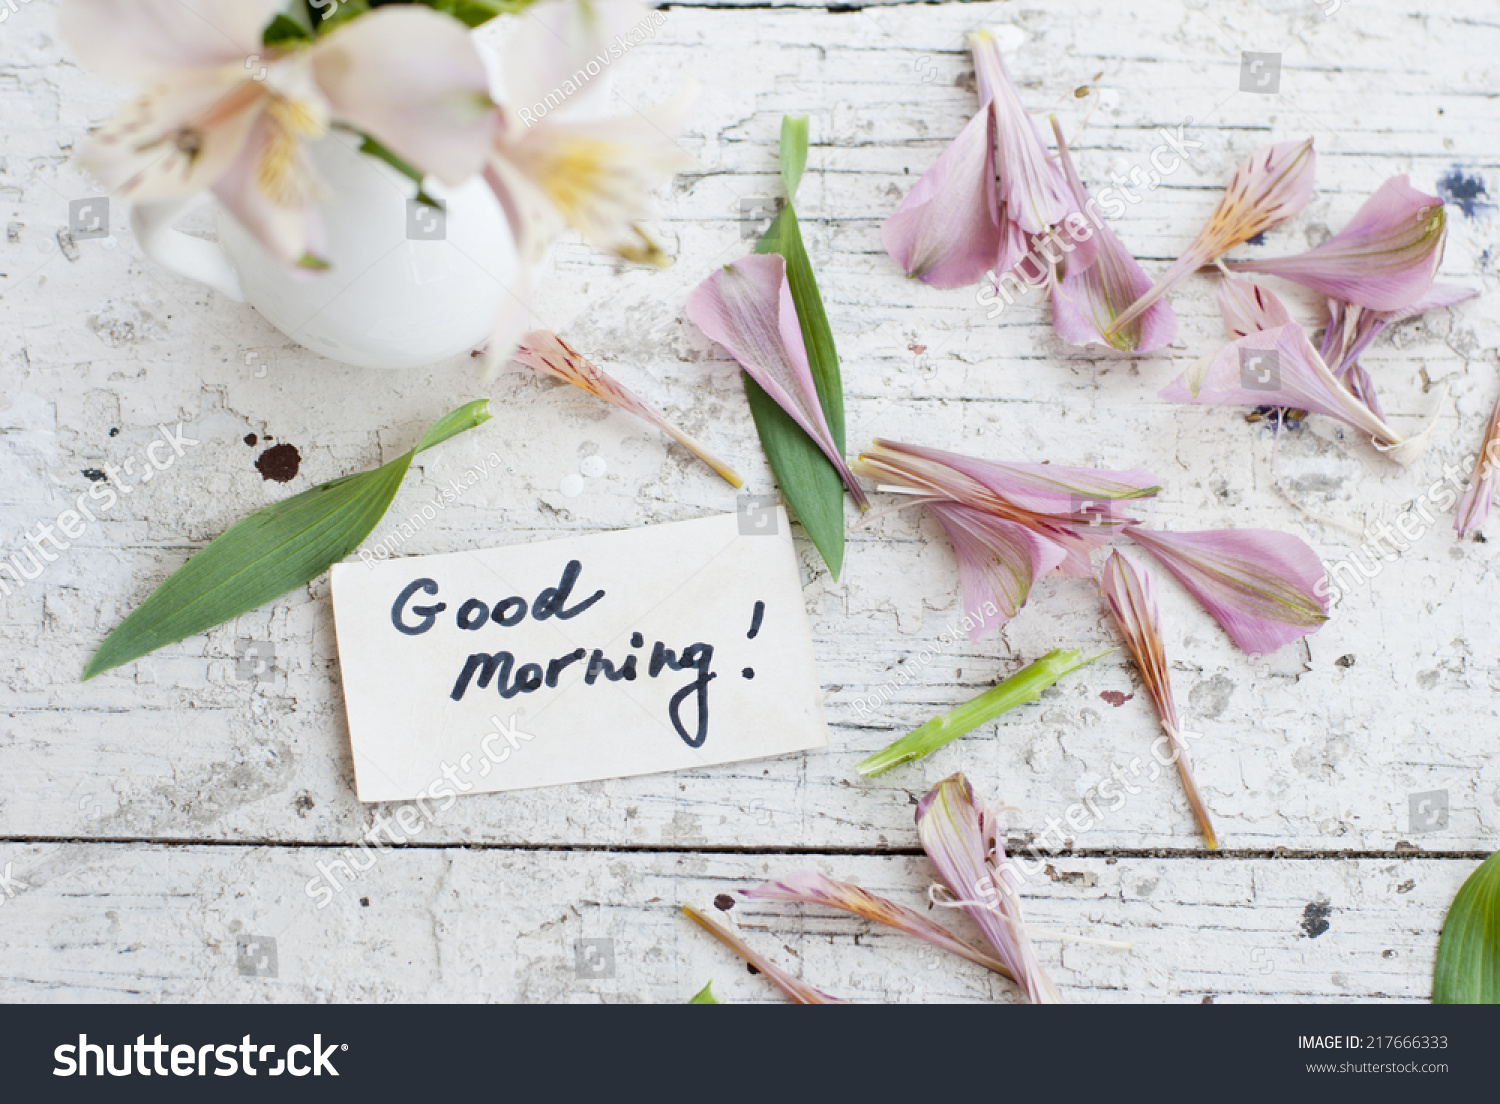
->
882, 106, 1001, 287
687, 254, 869, 509
1109, 137, 1315, 336
512, 331, 744, 488
1226, 176, 1447, 312
1455, 386, 1500, 539
743, 871, 1014, 979
1161, 321, 1437, 464
1048, 117, 1175, 353
1124, 525, 1330, 655
1098, 550, 1218, 848
682, 905, 844, 1004
917, 773, 1061, 1003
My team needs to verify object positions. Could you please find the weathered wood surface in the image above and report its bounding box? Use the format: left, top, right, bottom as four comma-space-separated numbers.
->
1, 0, 1498, 999
0, 846, 1469, 1002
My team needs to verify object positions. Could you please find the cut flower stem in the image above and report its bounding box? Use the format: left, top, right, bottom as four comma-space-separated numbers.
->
856, 647, 1108, 777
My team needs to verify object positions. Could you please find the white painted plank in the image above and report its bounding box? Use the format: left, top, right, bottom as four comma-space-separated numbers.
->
0, 844, 1471, 1002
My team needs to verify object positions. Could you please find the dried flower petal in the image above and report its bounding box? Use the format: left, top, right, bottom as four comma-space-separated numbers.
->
1226, 176, 1447, 311
853, 438, 1159, 576
1048, 118, 1176, 353
971, 29, 1073, 237
743, 871, 1013, 979
925, 503, 1069, 638
1217, 275, 1293, 339
1124, 525, 1329, 655
681, 905, 843, 1004
1456, 388, 1500, 539
513, 330, 743, 488
1161, 321, 1436, 464
917, 774, 1061, 1003
1098, 551, 1217, 848
1108, 138, 1315, 335
687, 255, 869, 508
882, 107, 1001, 288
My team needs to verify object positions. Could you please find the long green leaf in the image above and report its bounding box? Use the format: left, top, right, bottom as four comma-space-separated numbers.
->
856, 649, 1108, 777
687, 981, 720, 1004
1433, 850, 1500, 1003
82, 401, 491, 680
749, 116, 849, 578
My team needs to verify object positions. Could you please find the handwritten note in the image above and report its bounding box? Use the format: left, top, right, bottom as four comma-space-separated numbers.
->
330, 508, 828, 801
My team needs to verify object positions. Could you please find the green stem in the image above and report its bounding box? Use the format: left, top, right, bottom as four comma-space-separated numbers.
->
855, 648, 1109, 777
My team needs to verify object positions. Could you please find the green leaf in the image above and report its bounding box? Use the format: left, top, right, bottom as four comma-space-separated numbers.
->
82, 401, 491, 681
745, 116, 849, 579
1434, 850, 1500, 1003
421, 0, 535, 26
778, 115, 809, 203
262, 12, 313, 45
357, 136, 440, 207
687, 981, 720, 1004
856, 649, 1108, 777
310, 0, 369, 35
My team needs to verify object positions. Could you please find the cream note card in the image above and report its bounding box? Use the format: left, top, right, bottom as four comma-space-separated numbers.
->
331, 508, 827, 801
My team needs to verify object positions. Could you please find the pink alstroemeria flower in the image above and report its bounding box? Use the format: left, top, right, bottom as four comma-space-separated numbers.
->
1098, 551, 1217, 848
480, 0, 691, 369
1226, 176, 1448, 311
1048, 117, 1176, 353
1124, 525, 1330, 655
852, 439, 1160, 638
1161, 321, 1439, 465
687, 255, 869, 509
1108, 138, 1316, 336
65, 0, 495, 268
917, 773, 1061, 1003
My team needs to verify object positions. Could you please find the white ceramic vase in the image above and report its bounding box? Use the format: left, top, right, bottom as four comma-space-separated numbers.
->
131, 128, 516, 370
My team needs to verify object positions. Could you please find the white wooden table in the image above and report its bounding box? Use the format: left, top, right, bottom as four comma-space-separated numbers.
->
1, 0, 1497, 1002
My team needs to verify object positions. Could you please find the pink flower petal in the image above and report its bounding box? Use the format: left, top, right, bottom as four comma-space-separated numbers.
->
1456, 389, 1500, 539
1098, 550, 1217, 847
687, 255, 868, 508
926, 503, 1070, 639
1124, 525, 1329, 655
853, 439, 1159, 577
313, 5, 496, 186
882, 107, 1002, 288
742, 871, 1013, 979
1108, 137, 1315, 336
971, 30, 1072, 237
1226, 176, 1446, 311
209, 110, 325, 266
60, 0, 284, 82
1160, 321, 1432, 462
1217, 276, 1293, 339
1048, 119, 1176, 353
681, 905, 843, 1004
513, 330, 743, 487
917, 773, 1060, 1003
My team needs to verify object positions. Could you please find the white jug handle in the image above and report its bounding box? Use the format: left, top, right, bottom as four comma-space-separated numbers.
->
130, 198, 245, 302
